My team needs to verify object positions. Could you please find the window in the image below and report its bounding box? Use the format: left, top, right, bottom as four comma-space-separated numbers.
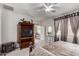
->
57, 20, 61, 40
57, 21, 61, 36
67, 18, 74, 42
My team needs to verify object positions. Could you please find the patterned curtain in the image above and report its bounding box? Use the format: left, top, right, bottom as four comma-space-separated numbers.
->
60, 18, 68, 41
54, 20, 60, 41
70, 16, 79, 44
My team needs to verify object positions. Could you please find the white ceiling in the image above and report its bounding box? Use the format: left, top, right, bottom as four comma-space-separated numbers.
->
4, 3, 79, 20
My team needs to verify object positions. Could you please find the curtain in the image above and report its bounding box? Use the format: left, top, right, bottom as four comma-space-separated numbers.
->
54, 20, 60, 41
60, 18, 68, 41
70, 16, 79, 44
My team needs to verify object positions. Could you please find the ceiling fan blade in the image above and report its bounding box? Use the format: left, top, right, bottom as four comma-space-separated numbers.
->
35, 6, 45, 10
50, 4, 59, 8
51, 10, 56, 12
47, 3, 58, 7
42, 3, 48, 8
50, 9, 56, 12
44, 3, 52, 6
51, 6, 60, 9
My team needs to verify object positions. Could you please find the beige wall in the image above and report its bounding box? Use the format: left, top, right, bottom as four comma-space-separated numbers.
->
0, 4, 2, 45
40, 19, 55, 42
0, 5, 40, 44
1, 7, 29, 43
40, 19, 55, 36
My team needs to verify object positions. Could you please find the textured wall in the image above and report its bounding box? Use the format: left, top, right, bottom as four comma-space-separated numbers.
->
1, 5, 40, 44
0, 5, 2, 45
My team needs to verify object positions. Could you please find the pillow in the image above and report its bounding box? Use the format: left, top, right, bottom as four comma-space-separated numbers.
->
6, 48, 29, 56
1, 42, 17, 53
0, 45, 1, 55
14, 42, 19, 48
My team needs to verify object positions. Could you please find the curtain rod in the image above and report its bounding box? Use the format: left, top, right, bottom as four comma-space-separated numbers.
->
54, 11, 79, 21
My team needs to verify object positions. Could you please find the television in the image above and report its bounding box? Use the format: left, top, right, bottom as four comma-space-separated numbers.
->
21, 29, 32, 37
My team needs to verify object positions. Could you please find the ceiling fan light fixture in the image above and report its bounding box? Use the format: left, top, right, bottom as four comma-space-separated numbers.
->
45, 8, 56, 12
45, 8, 51, 12
43, 3, 58, 12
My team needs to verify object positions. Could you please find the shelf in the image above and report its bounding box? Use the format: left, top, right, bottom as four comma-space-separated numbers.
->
17, 21, 34, 49
21, 37, 33, 39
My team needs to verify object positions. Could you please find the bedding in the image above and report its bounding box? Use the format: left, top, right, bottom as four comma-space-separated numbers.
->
0, 41, 55, 56
30, 47, 55, 56
42, 41, 79, 56
1, 42, 18, 54
6, 48, 29, 56
6, 47, 55, 56
1, 41, 79, 56
0, 42, 29, 56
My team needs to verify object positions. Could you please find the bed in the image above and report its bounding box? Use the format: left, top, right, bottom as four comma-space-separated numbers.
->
42, 41, 79, 56
30, 47, 55, 56
0, 42, 29, 56
1, 41, 79, 56
0, 42, 55, 56
6, 48, 29, 56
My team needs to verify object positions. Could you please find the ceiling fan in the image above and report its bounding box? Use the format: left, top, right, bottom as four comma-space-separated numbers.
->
36, 3, 59, 13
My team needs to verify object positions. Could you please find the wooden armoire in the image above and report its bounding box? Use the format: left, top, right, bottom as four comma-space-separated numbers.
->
17, 21, 34, 49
